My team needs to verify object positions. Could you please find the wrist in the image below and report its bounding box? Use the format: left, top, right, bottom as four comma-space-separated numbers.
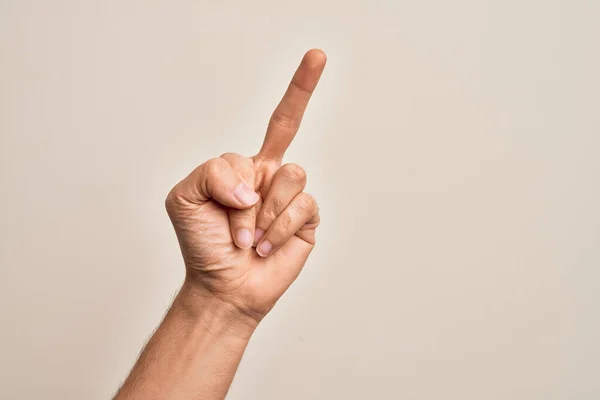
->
175, 279, 259, 341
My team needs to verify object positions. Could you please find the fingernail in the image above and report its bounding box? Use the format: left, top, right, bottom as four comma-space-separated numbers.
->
257, 240, 272, 257
233, 182, 259, 206
236, 229, 253, 249
253, 229, 264, 247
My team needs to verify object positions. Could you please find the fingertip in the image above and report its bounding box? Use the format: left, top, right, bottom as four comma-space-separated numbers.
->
304, 49, 327, 68
256, 240, 272, 257
233, 182, 259, 208
235, 229, 254, 249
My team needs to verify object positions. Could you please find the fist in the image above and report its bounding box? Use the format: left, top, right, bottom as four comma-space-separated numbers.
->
165, 50, 326, 322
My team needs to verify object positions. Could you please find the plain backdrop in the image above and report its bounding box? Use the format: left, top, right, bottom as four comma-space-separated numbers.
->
1, 1, 599, 399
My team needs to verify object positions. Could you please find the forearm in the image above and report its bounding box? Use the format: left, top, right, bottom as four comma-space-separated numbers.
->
114, 280, 258, 400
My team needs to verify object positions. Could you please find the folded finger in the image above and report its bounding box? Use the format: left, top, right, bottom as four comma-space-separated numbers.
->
256, 192, 318, 257
254, 163, 307, 245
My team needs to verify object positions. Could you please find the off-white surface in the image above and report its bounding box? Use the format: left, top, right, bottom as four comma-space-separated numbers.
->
1, 1, 599, 399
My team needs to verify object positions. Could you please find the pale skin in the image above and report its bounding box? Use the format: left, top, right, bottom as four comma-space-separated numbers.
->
113, 49, 327, 400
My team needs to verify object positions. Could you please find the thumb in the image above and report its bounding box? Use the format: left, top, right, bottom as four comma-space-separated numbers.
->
171, 157, 259, 209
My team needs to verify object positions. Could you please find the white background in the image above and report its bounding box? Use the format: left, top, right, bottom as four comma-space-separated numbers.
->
1, 1, 599, 399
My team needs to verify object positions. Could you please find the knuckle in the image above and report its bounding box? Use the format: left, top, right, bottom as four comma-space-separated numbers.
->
220, 153, 254, 180
260, 195, 286, 223
312, 212, 321, 226
220, 152, 250, 166
229, 209, 255, 226
278, 213, 293, 232
295, 193, 317, 215
280, 163, 306, 182
256, 200, 281, 229
270, 110, 300, 131
262, 202, 282, 224
219, 152, 238, 160
201, 158, 229, 196
164, 186, 183, 216
270, 195, 286, 215
205, 157, 227, 177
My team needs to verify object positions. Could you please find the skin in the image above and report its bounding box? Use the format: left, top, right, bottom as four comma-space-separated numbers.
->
113, 49, 327, 400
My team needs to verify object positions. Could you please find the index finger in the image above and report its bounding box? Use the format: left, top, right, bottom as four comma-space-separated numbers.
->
255, 49, 327, 162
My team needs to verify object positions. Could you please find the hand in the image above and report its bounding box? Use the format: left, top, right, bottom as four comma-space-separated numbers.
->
165, 50, 327, 324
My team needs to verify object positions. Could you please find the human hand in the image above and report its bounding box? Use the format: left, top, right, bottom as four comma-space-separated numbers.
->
165, 50, 326, 325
